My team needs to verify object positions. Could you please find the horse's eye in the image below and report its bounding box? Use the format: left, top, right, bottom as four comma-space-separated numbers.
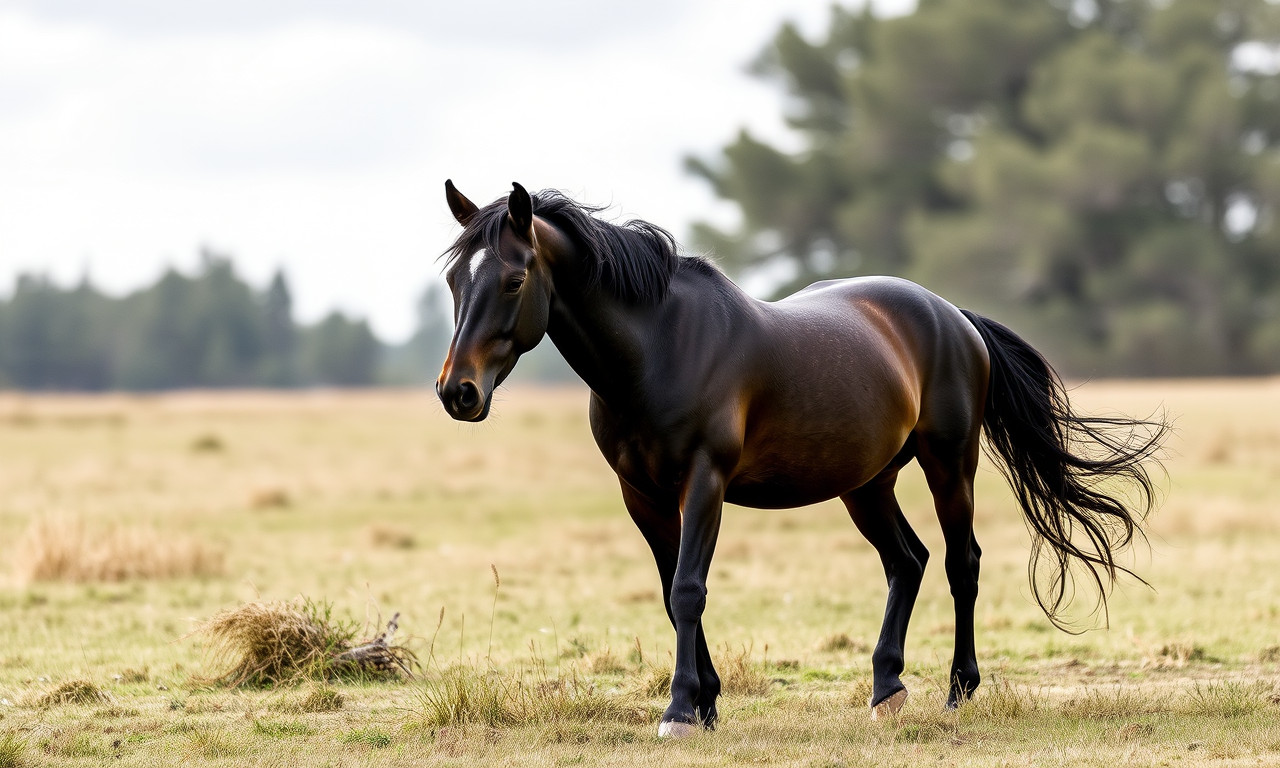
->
504, 277, 525, 294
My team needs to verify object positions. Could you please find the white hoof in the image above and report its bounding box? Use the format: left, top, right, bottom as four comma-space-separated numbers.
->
657, 720, 700, 739
870, 689, 908, 721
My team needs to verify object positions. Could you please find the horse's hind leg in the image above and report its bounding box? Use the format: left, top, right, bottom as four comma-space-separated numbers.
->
841, 468, 929, 717
916, 433, 983, 708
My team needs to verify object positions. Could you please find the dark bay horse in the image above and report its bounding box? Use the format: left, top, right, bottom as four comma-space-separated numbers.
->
436, 181, 1166, 736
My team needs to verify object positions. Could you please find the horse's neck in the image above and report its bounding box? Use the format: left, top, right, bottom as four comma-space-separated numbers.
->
545, 281, 652, 402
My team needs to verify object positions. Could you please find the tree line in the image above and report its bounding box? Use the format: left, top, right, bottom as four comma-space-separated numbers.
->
0, 251, 426, 390
0, 250, 578, 391
688, 0, 1280, 376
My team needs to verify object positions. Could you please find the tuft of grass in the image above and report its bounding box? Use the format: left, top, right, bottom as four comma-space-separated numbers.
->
585, 648, 628, 675
197, 599, 348, 686
341, 727, 393, 749
277, 685, 345, 713
195, 599, 415, 687
1058, 686, 1165, 719
366, 523, 415, 549
972, 679, 1042, 720
816, 633, 868, 653
0, 732, 25, 768
633, 665, 672, 699
252, 719, 314, 739
1187, 681, 1274, 718
13, 515, 223, 583
418, 666, 651, 728
189, 433, 224, 453
115, 667, 149, 684
248, 487, 291, 510
183, 729, 236, 760
31, 679, 111, 707
1143, 641, 1210, 669
716, 646, 773, 697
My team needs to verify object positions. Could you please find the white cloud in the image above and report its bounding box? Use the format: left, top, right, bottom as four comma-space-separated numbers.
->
0, 1, 879, 344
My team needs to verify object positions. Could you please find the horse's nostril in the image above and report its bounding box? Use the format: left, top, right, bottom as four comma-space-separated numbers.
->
457, 381, 480, 411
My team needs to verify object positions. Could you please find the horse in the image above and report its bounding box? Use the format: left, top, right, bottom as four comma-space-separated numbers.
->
435, 180, 1167, 737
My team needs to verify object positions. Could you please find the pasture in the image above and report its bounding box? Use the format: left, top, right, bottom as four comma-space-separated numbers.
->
0, 380, 1277, 767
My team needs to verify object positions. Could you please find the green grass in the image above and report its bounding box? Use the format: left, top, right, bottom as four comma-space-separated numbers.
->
0, 382, 1277, 765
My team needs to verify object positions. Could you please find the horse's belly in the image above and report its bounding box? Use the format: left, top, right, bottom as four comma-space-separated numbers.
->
724, 476, 853, 509
724, 456, 887, 509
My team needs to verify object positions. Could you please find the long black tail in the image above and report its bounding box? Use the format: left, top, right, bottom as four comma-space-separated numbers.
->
961, 310, 1169, 631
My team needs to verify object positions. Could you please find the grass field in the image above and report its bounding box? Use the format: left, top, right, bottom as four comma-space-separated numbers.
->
0, 379, 1277, 767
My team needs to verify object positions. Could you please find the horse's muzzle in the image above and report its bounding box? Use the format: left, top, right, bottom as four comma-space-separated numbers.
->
437, 378, 488, 421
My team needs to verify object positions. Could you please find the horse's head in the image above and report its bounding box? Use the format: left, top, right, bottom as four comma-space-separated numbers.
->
436, 180, 552, 421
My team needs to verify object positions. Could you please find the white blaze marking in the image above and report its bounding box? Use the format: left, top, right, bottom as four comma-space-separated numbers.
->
469, 249, 488, 280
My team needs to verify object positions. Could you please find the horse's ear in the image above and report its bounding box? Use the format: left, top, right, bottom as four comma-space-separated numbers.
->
445, 179, 479, 226
508, 182, 534, 242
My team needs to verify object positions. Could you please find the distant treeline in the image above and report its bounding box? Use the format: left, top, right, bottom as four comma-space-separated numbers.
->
0, 251, 576, 392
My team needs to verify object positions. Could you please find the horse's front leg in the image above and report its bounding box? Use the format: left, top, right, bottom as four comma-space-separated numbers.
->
659, 454, 726, 738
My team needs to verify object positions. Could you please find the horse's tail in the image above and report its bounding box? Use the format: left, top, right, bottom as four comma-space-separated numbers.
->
960, 309, 1168, 631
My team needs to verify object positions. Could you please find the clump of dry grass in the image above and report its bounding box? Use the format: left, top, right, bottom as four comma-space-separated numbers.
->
12, 515, 223, 583
113, 667, 149, 684
628, 648, 772, 700
971, 679, 1042, 720
189, 433, 225, 453
248, 487, 291, 510
196, 599, 415, 687
1141, 641, 1209, 670
585, 648, 628, 675
277, 685, 344, 713
633, 665, 672, 699
716, 646, 773, 697
30, 680, 111, 707
816, 632, 869, 653
366, 523, 415, 549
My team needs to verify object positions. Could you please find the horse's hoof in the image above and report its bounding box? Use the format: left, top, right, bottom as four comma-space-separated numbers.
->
870, 688, 908, 721
657, 720, 700, 739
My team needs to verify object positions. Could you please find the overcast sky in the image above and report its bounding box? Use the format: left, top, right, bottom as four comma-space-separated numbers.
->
0, 0, 910, 341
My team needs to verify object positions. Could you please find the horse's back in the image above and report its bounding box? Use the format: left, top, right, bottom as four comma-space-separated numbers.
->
783, 275, 990, 440
744, 276, 988, 465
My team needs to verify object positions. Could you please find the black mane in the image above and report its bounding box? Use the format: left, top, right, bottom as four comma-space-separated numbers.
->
443, 189, 716, 305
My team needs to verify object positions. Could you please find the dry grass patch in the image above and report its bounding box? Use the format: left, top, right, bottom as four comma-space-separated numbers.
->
716, 646, 773, 697
248, 487, 291, 510
419, 666, 652, 728
816, 632, 869, 653
276, 685, 344, 713
365, 523, 415, 549
30, 679, 110, 707
196, 599, 414, 687
13, 515, 223, 583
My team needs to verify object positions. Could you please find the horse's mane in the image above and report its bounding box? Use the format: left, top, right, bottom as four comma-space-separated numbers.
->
443, 189, 718, 305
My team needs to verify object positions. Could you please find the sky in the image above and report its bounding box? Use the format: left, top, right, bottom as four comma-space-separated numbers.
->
0, 0, 912, 342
